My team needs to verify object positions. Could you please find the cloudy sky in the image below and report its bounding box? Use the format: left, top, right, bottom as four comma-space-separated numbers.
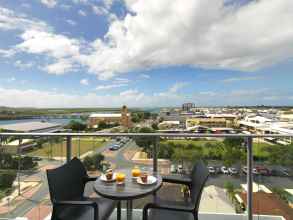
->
0, 0, 293, 108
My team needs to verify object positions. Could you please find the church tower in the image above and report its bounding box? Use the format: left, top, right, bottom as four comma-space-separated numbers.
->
121, 105, 131, 128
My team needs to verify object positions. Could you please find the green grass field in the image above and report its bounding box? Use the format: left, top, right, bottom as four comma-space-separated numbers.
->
161, 139, 274, 158
27, 138, 108, 158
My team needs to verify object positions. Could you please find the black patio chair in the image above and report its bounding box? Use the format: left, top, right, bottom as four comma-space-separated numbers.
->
47, 157, 117, 220
143, 160, 209, 220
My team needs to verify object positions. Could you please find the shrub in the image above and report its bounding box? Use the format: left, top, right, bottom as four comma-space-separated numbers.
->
83, 153, 105, 171
0, 170, 16, 189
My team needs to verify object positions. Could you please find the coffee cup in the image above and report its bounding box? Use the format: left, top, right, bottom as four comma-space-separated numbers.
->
141, 172, 148, 183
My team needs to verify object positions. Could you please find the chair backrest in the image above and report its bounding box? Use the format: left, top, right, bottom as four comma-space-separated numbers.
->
189, 160, 209, 211
47, 157, 87, 202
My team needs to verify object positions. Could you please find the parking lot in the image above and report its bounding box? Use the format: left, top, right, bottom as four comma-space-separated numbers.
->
169, 162, 293, 190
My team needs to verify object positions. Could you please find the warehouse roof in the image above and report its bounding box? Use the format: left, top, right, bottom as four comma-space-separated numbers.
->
0, 121, 61, 132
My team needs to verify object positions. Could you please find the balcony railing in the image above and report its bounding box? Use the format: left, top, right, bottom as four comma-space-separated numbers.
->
0, 132, 292, 220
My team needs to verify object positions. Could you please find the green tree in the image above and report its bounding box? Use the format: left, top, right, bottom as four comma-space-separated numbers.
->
222, 138, 245, 167
0, 170, 16, 190
19, 156, 37, 170
143, 112, 151, 119
134, 127, 156, 157
66, 120, 87, 131
158, 142, 175, 159
224, 181, 235, 199
265, 144, 293, 167
83, 153, 105, 171
131, 113, 141, 123
151, 123, 159, 130
172, 146, 203, 171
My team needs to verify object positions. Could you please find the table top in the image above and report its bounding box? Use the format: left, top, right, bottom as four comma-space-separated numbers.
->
93, 170, 162, 200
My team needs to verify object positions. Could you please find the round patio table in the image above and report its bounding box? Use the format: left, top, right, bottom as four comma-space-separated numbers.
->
93, 169, 162, 220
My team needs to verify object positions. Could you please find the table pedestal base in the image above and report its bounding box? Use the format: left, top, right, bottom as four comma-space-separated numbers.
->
126, 200, 133, 220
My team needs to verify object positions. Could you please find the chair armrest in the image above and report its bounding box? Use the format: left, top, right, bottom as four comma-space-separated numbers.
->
53, 200, 97, 208
162, 175, 191, 186
83, 175, 98, 183
143, 202, 193, 220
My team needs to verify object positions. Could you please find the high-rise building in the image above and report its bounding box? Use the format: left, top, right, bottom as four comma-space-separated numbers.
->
182, 103, 195, 112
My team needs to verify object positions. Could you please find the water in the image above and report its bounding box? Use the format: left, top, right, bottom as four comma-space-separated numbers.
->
0, 118, 81, 126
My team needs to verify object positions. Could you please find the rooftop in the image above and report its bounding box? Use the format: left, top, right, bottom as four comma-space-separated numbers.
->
0, 122, 61, 132
240, 192, 293, 220
89, 113, 130, 118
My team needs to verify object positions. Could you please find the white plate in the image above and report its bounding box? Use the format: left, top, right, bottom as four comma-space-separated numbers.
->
100, 173, 116, 182
137, 175, 157, 185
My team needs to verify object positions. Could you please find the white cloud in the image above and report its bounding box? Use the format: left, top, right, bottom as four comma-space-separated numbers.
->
15, 29, 81, 74
92, 5, 108, 15
60, 4, 72, 10
0, 86, 292, 108
80, 78, 89, 85
21, 3, 31, 8
169, 82, 189, 93
43, 59, 75, 75
139, 74, 150, 79
114, 77, 131, 83
40, 0, 57, 8
103, 0, 115, 9
66, 19, 77, 26
7, 77, 16, 82
80, 0, 293, 79
14, 60, 34, 69
3, 1, 293, 81
17, 30, 80, 58
0, 7, 49, 31
95, 83, 127, 90
78, 9, 87, 16
221, 76, 263, 83
0, 48, 15, 57
73, 0, 89, 4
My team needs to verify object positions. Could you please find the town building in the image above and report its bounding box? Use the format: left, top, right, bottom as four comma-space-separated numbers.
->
0, 121, 62, 153
0, 121, 62, 133
239, 116, 293, 144
182, 103, 195, 112
158, 120, 181, 130
88, 105, 132, 128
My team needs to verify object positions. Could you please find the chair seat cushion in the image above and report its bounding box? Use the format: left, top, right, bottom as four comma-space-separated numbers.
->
54, 197, 116, 220
149, 208, 194, 220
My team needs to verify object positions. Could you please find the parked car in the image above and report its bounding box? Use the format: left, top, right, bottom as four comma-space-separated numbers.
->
109, 144, 120, 151
281, 169, 290, 177
208, 166, 216, 174
170, 164, 177, 173
242, 166, 248, 175
253, 168, 259, 175
271, 168, 290, 177
255, 166, 271, 176
177, 164, 183, 174
32, 156, 42, 161
228, 167, 238, 175
221, 166, 229, 174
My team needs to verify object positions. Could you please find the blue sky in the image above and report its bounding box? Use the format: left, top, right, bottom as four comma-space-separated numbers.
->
0, 0, 293, 107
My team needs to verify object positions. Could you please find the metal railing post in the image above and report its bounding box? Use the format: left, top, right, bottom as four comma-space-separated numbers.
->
153, 136, 158, 173
247, 137, 253, 220
66, 136, 72, 163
